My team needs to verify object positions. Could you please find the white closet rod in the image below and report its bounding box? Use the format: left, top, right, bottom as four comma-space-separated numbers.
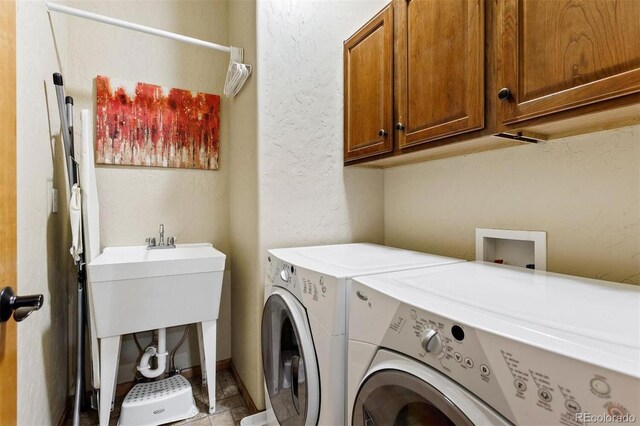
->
46, 1, 232, 54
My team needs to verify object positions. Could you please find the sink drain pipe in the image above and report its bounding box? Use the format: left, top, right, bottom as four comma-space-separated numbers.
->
137, 328, 168, 378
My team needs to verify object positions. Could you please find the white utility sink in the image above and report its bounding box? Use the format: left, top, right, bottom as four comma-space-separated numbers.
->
87, 243, 226, 425
88, 243, 225, 337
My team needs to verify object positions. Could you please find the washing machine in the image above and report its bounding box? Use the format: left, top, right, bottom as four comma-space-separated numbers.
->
348, 262, 640, 425
261, 243, 464, 425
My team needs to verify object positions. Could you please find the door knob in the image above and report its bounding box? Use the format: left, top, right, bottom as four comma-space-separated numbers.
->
498, 88, 511, 101
0, 287, 44, 322
395, 122, 405, 131
378, 129, 388, 137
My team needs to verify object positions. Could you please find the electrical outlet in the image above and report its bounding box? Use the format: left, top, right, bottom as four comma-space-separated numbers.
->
51, 188, 58, 213
46, 180, 55, 214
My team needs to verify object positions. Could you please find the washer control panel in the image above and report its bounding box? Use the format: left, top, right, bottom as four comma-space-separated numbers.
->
480, 331, 638, 425
381, 303, 515, 421
266, 254, 345, 335
266, 255, 301, 298
378, 299, 639, 425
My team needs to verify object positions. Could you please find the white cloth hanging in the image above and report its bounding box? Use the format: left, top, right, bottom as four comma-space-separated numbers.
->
69, 183, 84, 263
224, 47, 252, 97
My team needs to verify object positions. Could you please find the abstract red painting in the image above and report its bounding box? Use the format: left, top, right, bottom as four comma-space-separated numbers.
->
95, 75, 220, 170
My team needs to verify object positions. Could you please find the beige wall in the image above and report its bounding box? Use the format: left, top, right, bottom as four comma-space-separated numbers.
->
65, 0, 231, 382
16, 0, 69, 424
229, 0, 261, 410
385, 125, 640, 285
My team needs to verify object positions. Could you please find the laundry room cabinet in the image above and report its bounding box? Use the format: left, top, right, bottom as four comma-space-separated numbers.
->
343, 0, 484, 162
497, 0, 640, 125
343, 5, 394, 161
395, 0, 484, 149
344, 0, 640, 167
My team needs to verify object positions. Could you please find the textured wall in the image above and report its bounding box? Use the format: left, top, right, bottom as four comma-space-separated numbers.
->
249, 0, 388, 408
258, 0, 387, 250
385, 126, 640, 284
65, 0, 231, 383
257, 0, 386, 248
16, 1, 69, 424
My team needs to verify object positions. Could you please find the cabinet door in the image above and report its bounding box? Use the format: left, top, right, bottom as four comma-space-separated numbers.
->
396, 0, 484, 148
499, 0, 640, 125
344, 5, 394, 162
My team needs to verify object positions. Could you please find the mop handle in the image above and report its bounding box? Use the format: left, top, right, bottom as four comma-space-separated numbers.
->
66, 96, 78, 185
52, 73, 76, 191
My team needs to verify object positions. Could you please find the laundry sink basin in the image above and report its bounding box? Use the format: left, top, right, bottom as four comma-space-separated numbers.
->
87, 243, 226, 338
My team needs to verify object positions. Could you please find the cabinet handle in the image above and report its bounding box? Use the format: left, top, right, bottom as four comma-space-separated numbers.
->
498, 88, 511, 101
395, 123, 405, 131
378, 129, 388, 137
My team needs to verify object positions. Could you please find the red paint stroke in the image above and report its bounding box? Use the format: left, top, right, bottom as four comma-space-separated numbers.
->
95, 75, 220, 170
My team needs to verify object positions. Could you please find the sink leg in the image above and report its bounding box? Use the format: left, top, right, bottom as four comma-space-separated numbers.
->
197, 323, 206, 386
198, 320, 217, 414
99, 336, 121, 426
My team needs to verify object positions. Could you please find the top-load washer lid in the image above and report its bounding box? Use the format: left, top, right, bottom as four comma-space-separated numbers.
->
268, 243, 463, 279
353, 261, 640, 378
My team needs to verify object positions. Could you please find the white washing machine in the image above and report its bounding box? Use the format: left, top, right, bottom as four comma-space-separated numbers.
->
261, 243, 464, 425
348, 262, 640, 425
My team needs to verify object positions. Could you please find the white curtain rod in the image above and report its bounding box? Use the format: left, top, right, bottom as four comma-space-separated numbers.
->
46, 1, 232, 54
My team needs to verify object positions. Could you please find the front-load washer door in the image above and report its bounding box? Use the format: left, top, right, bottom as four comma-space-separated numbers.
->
262, 288, 320, 426
352, 350, 511, 426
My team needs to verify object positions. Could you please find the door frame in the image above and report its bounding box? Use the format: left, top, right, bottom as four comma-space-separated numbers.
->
0, 0, 18, 424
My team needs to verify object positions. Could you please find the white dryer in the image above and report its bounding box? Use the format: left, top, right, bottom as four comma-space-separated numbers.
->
262, 243, 464, 425
348, 262, 640, 425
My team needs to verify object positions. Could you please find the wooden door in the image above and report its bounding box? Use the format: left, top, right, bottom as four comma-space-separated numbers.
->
498, 0, 640, 125
0, 0, 17, 424
344, 5, 394, 162
396, 0, 484, 148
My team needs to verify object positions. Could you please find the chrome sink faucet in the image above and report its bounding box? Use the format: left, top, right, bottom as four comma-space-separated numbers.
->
146, 224, 176, 249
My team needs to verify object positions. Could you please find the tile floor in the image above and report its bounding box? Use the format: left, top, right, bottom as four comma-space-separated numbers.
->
76, 369, 252, 426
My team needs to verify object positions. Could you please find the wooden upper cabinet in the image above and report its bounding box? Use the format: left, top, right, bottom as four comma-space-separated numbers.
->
344, 5, 394, 162
498, 0, 640, 125
396, 0, 485, 148
344, 0, 639, 166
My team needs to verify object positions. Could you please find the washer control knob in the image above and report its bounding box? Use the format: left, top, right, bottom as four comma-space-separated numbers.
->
590, 378, 611, 396
421, 328, 443, 354
280, 268, 290, 282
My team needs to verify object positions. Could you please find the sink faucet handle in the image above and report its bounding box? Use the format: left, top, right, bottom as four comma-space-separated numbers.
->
145, 237, 156, 248
159, 224, 165, 246
167, 236, 175, 246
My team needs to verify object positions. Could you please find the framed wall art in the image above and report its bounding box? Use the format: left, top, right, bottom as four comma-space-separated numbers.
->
96, 75, 220, 170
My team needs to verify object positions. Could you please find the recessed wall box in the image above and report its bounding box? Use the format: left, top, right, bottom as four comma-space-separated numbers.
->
475, 228, 547, 271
